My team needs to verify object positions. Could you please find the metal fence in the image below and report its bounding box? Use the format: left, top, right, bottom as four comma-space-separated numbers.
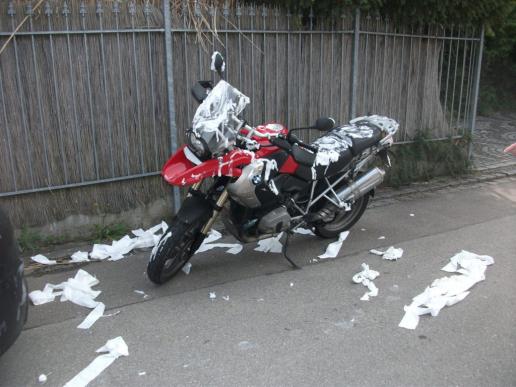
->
0, 0, 483, 206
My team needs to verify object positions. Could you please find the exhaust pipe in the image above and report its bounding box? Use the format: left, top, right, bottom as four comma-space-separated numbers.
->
336, 167, 385, 202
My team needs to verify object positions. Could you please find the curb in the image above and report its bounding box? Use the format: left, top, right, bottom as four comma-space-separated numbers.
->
23, 167, 516, 277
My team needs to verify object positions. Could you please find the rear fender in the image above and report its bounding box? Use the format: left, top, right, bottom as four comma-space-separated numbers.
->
163, 148, 255, 186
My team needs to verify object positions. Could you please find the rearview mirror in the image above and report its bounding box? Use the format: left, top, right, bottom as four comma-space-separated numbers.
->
191, 80, 214, 103
211, 51, 225, 75
314, 117, 335, 131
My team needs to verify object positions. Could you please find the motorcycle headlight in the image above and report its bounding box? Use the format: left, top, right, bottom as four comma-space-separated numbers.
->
187, 131, 210, 160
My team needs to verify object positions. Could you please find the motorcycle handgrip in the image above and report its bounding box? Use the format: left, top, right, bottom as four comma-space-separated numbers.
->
288, 133, 318, 153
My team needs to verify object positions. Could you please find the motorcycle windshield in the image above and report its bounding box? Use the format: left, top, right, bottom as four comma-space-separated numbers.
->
191, 80, 250, 157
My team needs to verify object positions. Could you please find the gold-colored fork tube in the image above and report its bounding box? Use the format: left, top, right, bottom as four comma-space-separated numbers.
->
200, 188, 229, 235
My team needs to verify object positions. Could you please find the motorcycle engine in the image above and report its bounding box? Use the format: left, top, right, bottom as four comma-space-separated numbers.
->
227, 159, 279, 208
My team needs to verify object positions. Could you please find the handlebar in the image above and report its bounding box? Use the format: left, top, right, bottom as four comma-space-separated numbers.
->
287, 133, 318, 153
239, 124, 318, 153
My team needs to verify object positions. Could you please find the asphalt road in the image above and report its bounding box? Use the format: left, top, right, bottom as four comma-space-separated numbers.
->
1, 178, 515, 386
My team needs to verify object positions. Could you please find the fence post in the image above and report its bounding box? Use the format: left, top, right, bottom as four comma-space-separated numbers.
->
468, 24, 484, 160
349, 8, 360, 120
163, 0, 181, 212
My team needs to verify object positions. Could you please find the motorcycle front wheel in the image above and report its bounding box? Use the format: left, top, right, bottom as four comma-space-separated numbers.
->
147, 219, 203, 284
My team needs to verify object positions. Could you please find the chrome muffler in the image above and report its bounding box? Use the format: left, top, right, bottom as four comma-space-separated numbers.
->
336, 167, 385, 202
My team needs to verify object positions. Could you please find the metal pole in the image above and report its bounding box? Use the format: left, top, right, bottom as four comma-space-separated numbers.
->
163, 0, 181, 213
349, 8, 360, 119
468, 24, 484, 160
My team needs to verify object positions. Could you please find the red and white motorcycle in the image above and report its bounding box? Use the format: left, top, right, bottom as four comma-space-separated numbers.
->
147, 52, 399, 284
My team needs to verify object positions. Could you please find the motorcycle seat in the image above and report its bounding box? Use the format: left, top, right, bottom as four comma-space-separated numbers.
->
336, 123, 383, 156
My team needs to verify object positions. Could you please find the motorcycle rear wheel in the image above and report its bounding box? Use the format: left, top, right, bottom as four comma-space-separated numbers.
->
147, 219, 202, 284
314, 194, 369, 238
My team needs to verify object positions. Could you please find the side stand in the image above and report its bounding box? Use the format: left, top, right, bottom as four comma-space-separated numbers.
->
281, 231, 302, 270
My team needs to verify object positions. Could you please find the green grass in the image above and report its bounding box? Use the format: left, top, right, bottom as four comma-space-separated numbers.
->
91, 223, 130, 243
385, 133, 471, 187
17, 222, 129, 253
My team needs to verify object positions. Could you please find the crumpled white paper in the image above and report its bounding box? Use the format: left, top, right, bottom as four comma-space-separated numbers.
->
29, 269, 105, 329
194, 229, 243, 255
318, 231, 349, 259
64, 337, 128, 387
294, 227, 315, 236
254, 233, 283, 253
90, 221, 168, 261
352, 263, 380, 301
399, 250, 494, 330
131, 221, 168, 249
31, 254, 57, 265
29, 284, 58, 305
71, 251, 90, 263
182, 262, 192, 275
77, 302, 105, 329
370, 246, 404, 261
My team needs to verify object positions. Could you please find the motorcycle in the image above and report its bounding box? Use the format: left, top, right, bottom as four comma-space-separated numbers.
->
147, 52, 399, 284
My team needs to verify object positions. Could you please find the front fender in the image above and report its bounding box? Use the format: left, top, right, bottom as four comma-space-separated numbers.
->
162, 147, 254, 186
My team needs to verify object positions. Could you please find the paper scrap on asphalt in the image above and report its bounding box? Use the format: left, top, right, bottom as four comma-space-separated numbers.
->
182, 262, 192, 275
31, 254, 57, 265
209, 292, 216, 299
399, 250, 494, 330
138, 371, 146, 376
90, 221, 168, 261
294, 227, 315, 236
369, 246, 404, 261
318, 231, 349, 259
194, 229, 242, 255
196, 242, 243, 255
71, 251, 90, 263
64, 337, 128, 387
352, 263, 380, 301
410, 213, 415, 217
29, 269, 103, 313
77, 302, 105, 329
254, 233, 283, 254
222, 296, 230, 301
378, 236, 386, 240
29, 284, 58, 305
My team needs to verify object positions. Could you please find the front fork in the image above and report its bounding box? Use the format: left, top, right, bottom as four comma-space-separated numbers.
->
188, 180, 230, 236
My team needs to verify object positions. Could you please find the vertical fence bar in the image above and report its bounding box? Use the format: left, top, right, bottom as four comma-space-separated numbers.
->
28, 2, 52, 184
0, 70, 17, 191
456, 26, 469, 133
349, 8, 360, 119
286, 9, 290, 127
362, 15, 370, 115
97, 1, 115, 177
113, 0, 131, 175
46, 2, 69, 184
250, 5, 256, 124
339, 13, 346, 121
468, 25, 484, 159
463, 34, 476, 131
9, 2, 36, 189
262, 5, 267, 122
297, 11, 302, 128
129, 1, 145, 173
144, 1, 159, 170
80, 1, 99, 179
163, 0, 181, 211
